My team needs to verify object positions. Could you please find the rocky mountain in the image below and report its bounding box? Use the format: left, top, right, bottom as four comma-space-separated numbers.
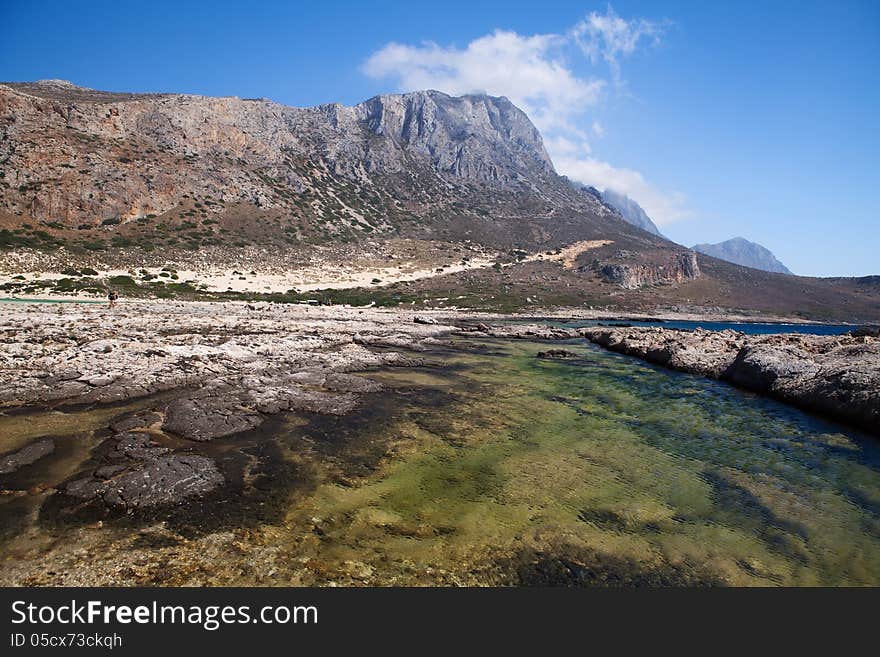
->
693, 237, 792, 275
0, 80, 877, 320
0, 80, 603, 233
600, 189, 662, 236
0, 79, 690, 276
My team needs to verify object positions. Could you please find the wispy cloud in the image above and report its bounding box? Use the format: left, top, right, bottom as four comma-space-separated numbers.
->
362, 30, 603, 134
363, 6, 687, 226
554, 155, 691, 225
571, 6, 668, 87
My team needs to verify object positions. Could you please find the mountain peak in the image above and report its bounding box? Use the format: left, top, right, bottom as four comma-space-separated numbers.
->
351, 89, 555, 179
693, 237, 792, 274
599, 188, 662, 236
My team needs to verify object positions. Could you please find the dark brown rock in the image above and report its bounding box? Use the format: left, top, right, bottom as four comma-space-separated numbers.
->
0, 438, 55, 474
163, 396, 263, 441
67, 454, 222, 509
537, 349, 577, 359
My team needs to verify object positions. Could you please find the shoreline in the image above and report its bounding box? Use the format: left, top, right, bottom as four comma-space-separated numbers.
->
1, 300, 878, 586
0, 294, 860, 327
0, 301, 874, 437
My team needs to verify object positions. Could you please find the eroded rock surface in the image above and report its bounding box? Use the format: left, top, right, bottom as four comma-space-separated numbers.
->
0, 303, 447, 415
163, 395, 263, 441
64, 424, 223, 510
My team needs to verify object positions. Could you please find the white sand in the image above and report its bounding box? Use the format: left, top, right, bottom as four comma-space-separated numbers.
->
0, 252, 499, 298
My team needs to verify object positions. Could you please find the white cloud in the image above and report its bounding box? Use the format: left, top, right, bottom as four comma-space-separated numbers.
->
363, 6, 686, 226
553, 155, 690, 225
362, 30, 603, 134
571, 7, 668, 85
543, 135, 591, 158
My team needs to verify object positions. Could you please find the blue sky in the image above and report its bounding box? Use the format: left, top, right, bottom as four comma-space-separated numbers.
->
2, 0, 878, 276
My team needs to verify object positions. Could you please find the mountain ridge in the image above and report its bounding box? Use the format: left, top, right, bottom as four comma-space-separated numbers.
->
0, 80, 877, 321
2, 80, 657, 246
693, 237, 793, 275
599, 189, 662, 236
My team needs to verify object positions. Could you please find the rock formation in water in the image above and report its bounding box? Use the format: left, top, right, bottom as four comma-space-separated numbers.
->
468, 322, 879, 433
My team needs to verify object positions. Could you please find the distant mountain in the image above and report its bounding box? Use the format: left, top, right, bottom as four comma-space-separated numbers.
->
693, 237, 793, 274
600, 189, 662, 236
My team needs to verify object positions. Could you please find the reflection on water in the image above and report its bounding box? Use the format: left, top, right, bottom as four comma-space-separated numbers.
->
1, 338, 878, 586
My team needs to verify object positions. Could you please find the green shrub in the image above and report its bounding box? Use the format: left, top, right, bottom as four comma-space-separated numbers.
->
106, 275, 138, 288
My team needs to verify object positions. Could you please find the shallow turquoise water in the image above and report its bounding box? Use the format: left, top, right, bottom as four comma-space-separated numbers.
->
1, 336, 877, 586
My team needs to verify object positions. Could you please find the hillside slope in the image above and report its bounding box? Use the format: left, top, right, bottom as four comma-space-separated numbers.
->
0, 80, 877, 321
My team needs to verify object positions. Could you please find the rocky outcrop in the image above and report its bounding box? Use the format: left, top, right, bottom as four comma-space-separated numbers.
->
579, 326, 879, 433
66, 450, 223, 510
351, 91, 554, 182
65, 423, 223, 510
599, 251, 701, 289
161, 379, 362, 441
0, 82, 597, 229
162, 394, 264, 441
582, 327, 744, 377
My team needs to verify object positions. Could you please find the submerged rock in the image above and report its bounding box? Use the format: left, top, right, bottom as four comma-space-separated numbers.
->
67, 454, 222, 509
64, 430, 223, 509
0, 437, 55, 474
109, 411, 163, 433
536, 349, 577, 359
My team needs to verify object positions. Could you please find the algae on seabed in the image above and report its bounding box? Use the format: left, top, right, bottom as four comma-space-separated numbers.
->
1, 337, 879, 586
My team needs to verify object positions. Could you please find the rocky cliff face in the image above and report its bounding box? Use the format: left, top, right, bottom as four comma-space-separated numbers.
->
600, 189, 662, 236
352, 91, 554, 181
599, 251, 700, 289
693, 237, 792, 275
0, 81, 580, 229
